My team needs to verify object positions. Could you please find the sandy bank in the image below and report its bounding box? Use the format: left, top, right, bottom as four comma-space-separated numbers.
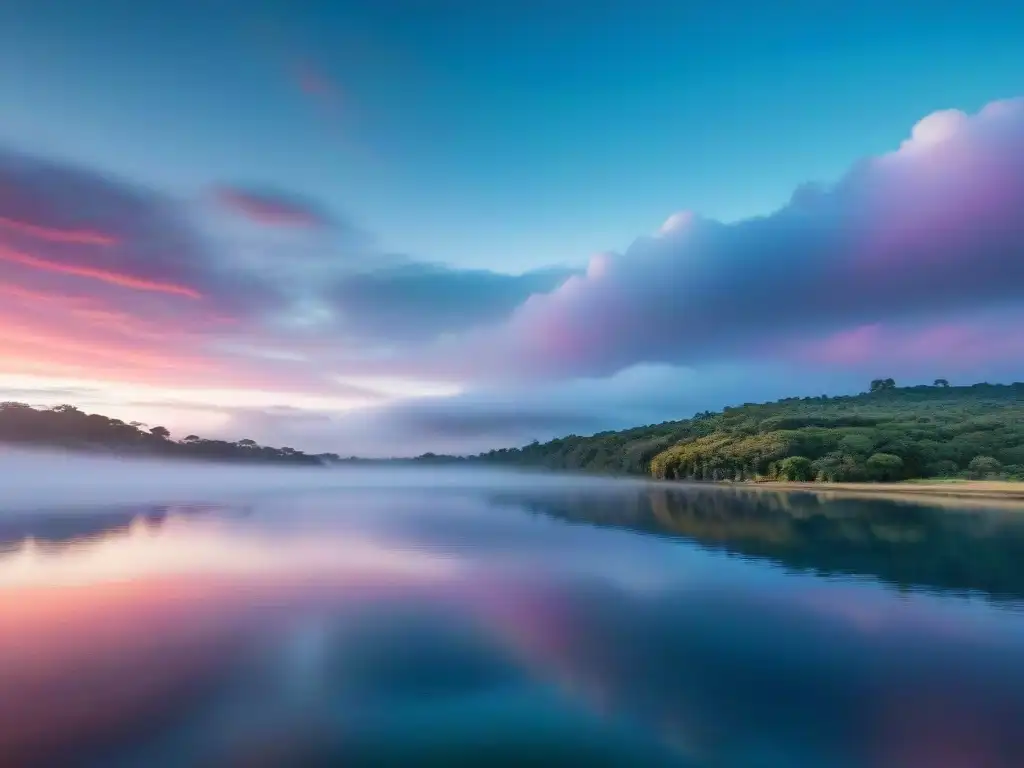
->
737, 480, 1024, 508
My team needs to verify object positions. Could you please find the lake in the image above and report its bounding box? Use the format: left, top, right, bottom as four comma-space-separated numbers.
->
2, 462, 1024, 767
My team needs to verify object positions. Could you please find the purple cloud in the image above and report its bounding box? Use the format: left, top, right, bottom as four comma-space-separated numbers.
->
418, 98, 1024, 381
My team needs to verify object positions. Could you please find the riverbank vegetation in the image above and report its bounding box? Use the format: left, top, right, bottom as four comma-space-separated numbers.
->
467, 382, 1024, 483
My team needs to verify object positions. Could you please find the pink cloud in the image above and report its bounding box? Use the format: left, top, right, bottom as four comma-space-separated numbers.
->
214, 186, 330, 228
0, 215, 118, 246
0, 244, 202, 299
809, 323, 883, 365
797, 311, 1024, 371
0, 152, 350, 397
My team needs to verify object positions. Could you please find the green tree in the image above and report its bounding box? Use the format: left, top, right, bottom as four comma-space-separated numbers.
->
775, 456, 814, 481
933, 378, 950, 387
870, 378, 896, 393
812, 452, 864, 482
927, 459, 960, 478
968, 455, 1002, 479
866, 452, 904, 481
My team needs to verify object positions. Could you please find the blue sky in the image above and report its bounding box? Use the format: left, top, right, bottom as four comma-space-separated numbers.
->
5, 0, 1023, 272
2, 0, 1024, 454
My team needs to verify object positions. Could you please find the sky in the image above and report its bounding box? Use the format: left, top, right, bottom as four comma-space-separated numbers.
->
1, 0, 1024, 456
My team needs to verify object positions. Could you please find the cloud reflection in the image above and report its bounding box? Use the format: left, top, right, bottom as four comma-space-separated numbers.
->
1, 483, 1024, 765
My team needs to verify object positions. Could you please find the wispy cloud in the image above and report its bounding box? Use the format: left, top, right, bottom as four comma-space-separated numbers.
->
214, 186, 332, 228
0, 244, 202, 299
0, 215, 117, 246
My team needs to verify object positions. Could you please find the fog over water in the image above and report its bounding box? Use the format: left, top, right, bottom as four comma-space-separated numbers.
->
0, 448, 645, 511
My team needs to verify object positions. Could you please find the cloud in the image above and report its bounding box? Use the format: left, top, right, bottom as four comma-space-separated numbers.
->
214, 186, 332, 228
0, 215, 117, 245
209, 362, 856, 457
0, 148, 269, 313
328, 262, 574, 344
0, 148, 321, 391
417, 98, 1024, 381
216, 398, 609, 458
792, 307, 1024, 374
0, 144, 570, 403
0, 244, 201, 299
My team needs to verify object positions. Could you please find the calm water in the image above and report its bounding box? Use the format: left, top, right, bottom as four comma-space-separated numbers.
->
3, 469, 1024, 767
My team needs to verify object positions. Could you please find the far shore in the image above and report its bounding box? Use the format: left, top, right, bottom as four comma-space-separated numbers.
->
734, 479, 1024, 507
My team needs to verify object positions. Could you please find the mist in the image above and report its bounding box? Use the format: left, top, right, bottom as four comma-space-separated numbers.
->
0, 447, 646, 513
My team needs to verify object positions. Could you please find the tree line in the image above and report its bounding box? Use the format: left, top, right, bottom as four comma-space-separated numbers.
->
451, 381, 1024, 483
0, 402, 339, 466
7, 380, 1024, 482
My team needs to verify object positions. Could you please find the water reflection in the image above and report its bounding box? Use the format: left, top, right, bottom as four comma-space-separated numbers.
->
508, 486, 1024, 604
0, 504, 230, 556
1, 482, 1023, 766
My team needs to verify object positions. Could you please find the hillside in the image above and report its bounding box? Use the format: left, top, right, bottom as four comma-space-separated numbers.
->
468, 382, 1024, 483
0, 402, 333, 466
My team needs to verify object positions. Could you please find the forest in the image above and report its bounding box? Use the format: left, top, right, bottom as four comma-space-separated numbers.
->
461, 381, 1024, 483
0, 401, 336, 466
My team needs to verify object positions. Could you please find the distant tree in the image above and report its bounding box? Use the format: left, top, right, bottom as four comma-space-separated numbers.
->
0, 403, 321, 466
236, 439, 258, 448
775, 456, 814, 481
866, 452, 904, 481
968, 455, 1002, 479
933, 378, 950, 388
870, 379, 897, 393
812, 452, 864, 482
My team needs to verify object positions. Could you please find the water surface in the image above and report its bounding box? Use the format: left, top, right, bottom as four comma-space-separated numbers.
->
3, 470, 1024, 767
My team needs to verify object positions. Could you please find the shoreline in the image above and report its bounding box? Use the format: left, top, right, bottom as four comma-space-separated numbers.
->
735, 480, 1024, 505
